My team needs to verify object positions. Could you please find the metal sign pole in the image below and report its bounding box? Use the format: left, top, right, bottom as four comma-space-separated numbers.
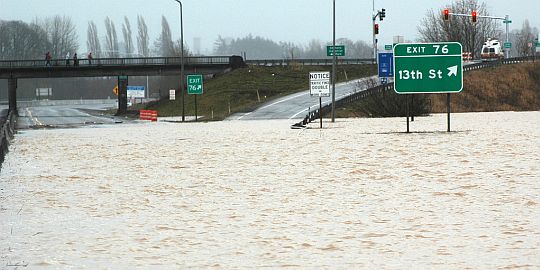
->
411, 95, 415, 122
447, 93, 451, 132
319, 96, 323, 129
195, 95, 198, 122
406, 94, 410, 133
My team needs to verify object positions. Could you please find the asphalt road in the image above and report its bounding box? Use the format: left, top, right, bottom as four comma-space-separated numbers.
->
16, 104, 123, 129
229, 76, 379, 120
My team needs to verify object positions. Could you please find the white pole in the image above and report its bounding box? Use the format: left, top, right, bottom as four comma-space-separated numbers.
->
331, 0, 336, 122
505, 15, 510, 58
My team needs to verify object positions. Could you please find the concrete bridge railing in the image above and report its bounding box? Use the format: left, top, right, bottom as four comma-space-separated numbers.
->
0, 55, 241, 69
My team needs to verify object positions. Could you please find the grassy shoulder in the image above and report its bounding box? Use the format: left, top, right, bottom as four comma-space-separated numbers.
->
142, 64, 376, 120
337, 62, 540, 118
430, 62, 540, 113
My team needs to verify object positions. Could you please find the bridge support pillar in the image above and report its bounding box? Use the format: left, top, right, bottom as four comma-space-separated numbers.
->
116, 76, 128, 115
8, 78, 17, 114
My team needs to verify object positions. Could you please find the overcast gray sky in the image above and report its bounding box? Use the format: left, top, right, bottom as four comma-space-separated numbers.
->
0, 0, 538, 54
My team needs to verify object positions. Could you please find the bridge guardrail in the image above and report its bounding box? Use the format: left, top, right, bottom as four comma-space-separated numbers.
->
246, 58, 375, 66
0, 56, 235, 69
0, 109, 17, 169
292, 55, 537, 128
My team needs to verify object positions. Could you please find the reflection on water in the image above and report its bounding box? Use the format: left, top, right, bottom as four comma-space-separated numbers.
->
1, 112, 539, 269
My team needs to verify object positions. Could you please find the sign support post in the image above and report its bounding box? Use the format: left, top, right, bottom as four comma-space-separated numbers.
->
187, 74, 204, 122
447, 93, 451, 132
195, 95, 198, 122
394, 42, 463, 133
406, 95, 410, 133
319, 96, 323, 129
411, 95, 415, 122
309, 71, 331, 129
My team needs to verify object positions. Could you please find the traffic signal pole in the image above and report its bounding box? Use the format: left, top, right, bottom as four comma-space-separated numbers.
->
372, 9, 385, 62
444, 10, 510, 58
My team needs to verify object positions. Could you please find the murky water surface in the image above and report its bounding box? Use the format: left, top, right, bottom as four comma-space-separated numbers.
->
1, 112, 539, 269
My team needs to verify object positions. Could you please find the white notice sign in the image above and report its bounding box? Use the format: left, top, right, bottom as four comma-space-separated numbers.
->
309, 71, 330, 97
169, 89, 176, 100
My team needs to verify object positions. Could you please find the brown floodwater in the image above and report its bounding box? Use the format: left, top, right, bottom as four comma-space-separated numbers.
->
1, 112, 539, 269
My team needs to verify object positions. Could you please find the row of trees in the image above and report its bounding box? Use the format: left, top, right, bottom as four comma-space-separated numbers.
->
0, 15, 186, 60
86, 15, 185, 58
213, 35, 373, 59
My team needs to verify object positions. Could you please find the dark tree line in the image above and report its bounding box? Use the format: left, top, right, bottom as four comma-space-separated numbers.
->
0, 16, 78, 60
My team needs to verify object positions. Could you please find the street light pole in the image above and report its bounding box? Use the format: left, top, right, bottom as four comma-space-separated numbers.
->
174, 0, 185, 122
331, 0, 336, 123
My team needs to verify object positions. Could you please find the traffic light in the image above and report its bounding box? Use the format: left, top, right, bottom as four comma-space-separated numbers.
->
472, 10, 477, 23
374, 24, 379, 35
443, 9, 449, 21
380, 8, 386, 20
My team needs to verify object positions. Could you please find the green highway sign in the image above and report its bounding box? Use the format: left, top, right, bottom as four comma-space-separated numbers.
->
503, 20, 512, 24
504, 42, 512, 49
393, 42, 463, 94
385, 44, 393, 50
327, 45, 345, 57
187, 74, 203, 95
536, 42, 540, 48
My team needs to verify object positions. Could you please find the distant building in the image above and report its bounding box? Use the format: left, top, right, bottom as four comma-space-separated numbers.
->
193, 37, 201, 55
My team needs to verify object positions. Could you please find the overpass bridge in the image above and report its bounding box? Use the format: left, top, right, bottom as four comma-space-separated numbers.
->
0, 55, 245, 114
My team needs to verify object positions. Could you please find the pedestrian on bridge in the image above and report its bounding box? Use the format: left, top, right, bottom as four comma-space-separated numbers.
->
73, 53, 79, 66
87, 52, 93, 65
45, 52, 52, 67
65, 52, 70, 66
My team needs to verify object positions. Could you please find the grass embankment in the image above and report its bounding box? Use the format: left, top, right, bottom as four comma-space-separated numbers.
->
430, 62, 540, 112
337, 62, 540, 117
144, 64, 376, 120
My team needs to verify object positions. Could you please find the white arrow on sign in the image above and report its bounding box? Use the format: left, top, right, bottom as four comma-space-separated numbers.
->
447, 65, 458, 77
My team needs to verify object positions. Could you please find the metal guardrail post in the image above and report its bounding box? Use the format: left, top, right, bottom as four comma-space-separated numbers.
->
0, 110, 17, 169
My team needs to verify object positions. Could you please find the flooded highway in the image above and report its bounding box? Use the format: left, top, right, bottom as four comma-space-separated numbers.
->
1, 111, 539, 269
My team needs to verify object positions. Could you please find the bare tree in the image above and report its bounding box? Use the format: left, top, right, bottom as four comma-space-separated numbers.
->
104, 17, 119, 57
514, 20, 538, 56
336, 38, 372, 58
280, 41, 298, 59
213, 35, 229, 55
87, 21, 101, 58
154, 16, 175, 57
122, 16, 134, 56
137, 15, 150, 57
303, 39, 325, 58
37, 15, 79, 58
417, 0, 501, 58
171, 39, 190, 57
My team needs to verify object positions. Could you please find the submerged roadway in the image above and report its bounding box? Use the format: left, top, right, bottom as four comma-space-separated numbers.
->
2, 75, 379, 128
15, 103, 125, 129
229, 75, 379, 120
